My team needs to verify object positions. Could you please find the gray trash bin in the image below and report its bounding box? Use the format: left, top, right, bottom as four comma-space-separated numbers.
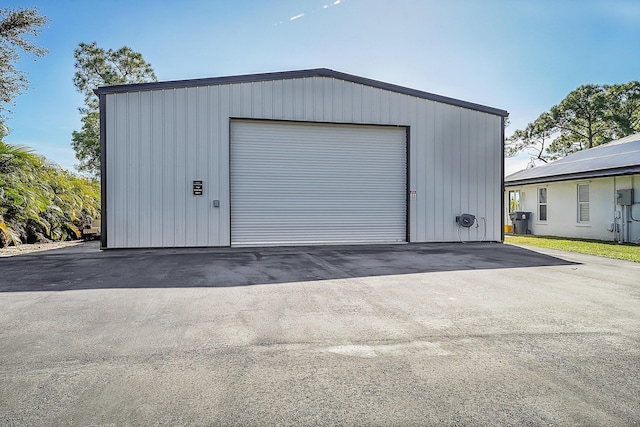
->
509, 211, 531, 235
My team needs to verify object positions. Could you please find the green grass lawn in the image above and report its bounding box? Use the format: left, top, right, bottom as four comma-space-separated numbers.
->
504, 235, 640, 263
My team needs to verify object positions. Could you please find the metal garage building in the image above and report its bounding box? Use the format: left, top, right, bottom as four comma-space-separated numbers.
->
95, 68, 508, 249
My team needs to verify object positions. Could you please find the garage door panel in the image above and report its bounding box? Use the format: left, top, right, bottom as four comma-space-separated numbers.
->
230, 120, 406, 246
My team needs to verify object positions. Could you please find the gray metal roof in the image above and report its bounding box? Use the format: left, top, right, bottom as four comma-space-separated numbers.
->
505, 132, 640, 186
93, 68, 508, 117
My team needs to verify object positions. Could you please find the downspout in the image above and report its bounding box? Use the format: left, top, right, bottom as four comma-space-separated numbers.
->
614, 176, 619, 242
624, 178, 633, 242
631, 175, 640, 244
625, 204, 630, 243
630, 175, 640, 221
621, 188, 629, 244
500, 116, 506, 243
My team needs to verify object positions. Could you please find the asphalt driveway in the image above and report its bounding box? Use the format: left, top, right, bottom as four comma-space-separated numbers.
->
1, 242, 638, 425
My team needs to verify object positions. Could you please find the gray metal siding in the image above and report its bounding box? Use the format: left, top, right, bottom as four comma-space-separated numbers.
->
95, 68, 508, 117
104, 76, 502, 248
230, 120, 407, 245
106, 87, 232, 248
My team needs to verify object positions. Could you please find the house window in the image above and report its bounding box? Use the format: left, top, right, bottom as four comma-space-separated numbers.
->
538, 187, 547, 221
578, 184, 589, 222
509, 190, 521, 212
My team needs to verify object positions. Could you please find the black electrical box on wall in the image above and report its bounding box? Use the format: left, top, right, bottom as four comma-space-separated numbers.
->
616, 189, 633, 205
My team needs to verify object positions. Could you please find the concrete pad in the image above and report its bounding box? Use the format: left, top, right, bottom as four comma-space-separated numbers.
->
0, 242, 638, 425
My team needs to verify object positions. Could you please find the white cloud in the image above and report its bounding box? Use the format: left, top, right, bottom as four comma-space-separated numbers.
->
279, 1, 345, 26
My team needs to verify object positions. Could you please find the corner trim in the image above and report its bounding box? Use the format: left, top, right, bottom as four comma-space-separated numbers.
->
405, 125, 411, 243
99, 94, 107, 250
500, 116, 505, 243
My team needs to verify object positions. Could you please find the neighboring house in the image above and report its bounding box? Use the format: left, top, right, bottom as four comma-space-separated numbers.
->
504, 133, 640, 243
95, 68, 507, 249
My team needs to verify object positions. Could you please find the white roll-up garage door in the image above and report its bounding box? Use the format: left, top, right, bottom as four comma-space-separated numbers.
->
230, 120, 407, 246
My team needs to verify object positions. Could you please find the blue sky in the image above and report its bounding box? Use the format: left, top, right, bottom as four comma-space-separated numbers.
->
3, 0, 640, 175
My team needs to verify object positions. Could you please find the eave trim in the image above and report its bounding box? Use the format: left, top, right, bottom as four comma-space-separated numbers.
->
504, 166, 640, 187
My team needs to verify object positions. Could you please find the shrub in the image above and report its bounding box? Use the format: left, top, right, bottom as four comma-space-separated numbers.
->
0, 141, 100, 247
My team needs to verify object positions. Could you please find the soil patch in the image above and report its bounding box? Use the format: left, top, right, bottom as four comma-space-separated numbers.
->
0, 240, 84, 257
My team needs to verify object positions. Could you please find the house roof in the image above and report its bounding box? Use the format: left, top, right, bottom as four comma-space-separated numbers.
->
505, 132, 640, 186
93, 68, 508, 117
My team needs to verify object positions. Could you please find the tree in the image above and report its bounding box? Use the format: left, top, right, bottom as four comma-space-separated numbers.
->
0, 7, 48, 123
550, 84, 611, 155
72, 42, 156, 175
604, 81, 640, 138
70, 111, 99, 174
0, 123, 41, 173
506, 112, 555, 164
508, 81, 640, 166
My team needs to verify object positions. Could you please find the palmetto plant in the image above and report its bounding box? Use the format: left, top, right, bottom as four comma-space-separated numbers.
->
0, 140, 100, 247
